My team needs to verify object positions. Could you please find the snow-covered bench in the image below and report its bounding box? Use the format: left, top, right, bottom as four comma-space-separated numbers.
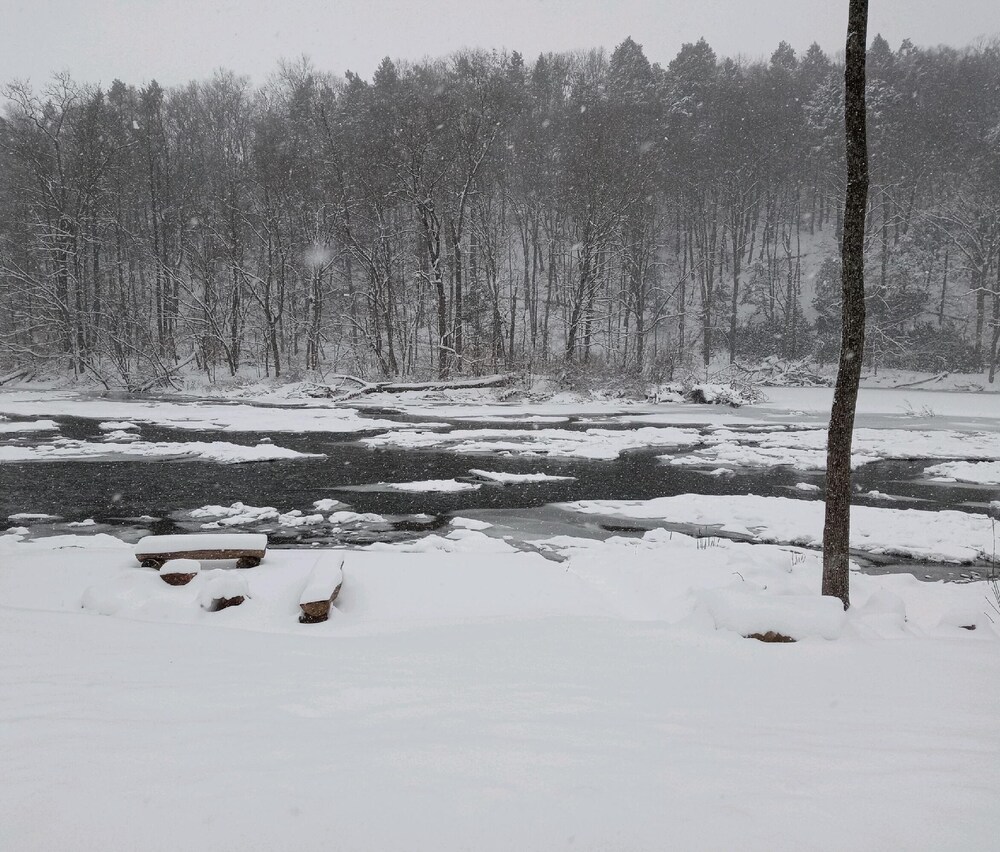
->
135, 533, 268, 570
299, 555, 345, 623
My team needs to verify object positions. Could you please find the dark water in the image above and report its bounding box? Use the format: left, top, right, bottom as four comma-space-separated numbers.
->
0, 418, 810, 522
1, 414, 997, 580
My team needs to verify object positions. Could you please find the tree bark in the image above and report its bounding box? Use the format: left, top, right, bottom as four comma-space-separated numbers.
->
822, 0, 869, 610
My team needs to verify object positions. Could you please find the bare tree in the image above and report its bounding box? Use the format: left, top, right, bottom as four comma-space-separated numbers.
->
822, 0, 869, 609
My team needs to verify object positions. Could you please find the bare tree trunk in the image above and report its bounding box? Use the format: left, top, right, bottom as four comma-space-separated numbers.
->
822, 0, 869, 610
989, 257, 1000, 383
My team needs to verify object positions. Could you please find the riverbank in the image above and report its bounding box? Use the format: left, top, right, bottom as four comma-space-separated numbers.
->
1, 528, 998, 851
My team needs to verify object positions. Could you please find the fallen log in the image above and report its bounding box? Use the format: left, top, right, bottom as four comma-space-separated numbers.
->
308, 373, 518, 400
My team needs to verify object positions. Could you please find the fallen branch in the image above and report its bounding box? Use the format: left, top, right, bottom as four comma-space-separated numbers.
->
890, 372, 948, 389
133, 352, 199, 394
307, 373, 519, 400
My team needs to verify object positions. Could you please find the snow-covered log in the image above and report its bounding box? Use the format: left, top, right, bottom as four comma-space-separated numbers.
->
159, 558, 201, 586
135, 533, 267, 570
307, 374, 517, 400
298, 555, 345, 623
198, 574, 250, 612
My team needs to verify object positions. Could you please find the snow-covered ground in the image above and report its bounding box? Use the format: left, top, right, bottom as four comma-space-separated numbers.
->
3, 381, 1000, 848
0, 529, 997, 851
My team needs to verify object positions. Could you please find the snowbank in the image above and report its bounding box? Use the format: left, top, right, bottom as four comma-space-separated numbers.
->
0, 392, 400, 433
563, 494, 999, 563
0, 529, 997, 851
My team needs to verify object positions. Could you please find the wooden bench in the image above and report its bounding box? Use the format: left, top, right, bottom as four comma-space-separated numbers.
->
299, 554, 345, 623
134, 533, 268, 570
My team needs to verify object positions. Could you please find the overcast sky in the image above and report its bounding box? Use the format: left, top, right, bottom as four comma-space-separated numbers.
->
4, 0, 998, 89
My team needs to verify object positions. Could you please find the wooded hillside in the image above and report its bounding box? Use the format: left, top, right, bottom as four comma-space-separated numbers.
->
1, 36, 998, 387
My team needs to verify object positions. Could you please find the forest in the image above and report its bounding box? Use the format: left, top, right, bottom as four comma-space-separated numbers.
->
1, 35, 999, 388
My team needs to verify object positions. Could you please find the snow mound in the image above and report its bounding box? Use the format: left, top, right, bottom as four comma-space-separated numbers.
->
924, 461, 1000, 485
161, 559, 201, 576
198, 574, 251, 610
699, 587, 848, 640
329, 511, 386, 524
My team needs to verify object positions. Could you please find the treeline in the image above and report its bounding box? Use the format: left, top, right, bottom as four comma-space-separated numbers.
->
1, 35, 999, 387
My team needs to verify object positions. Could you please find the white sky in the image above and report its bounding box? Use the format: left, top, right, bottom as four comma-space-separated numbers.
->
3, 0, 998, 89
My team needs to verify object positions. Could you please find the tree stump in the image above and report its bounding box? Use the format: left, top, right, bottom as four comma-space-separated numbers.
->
159, 558, 200, 586
207, 595, 245, 612
198, 574, 250, 613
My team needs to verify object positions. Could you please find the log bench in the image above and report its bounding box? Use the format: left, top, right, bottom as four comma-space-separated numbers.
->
299, 554, 345, 623
134, 533, 268, 570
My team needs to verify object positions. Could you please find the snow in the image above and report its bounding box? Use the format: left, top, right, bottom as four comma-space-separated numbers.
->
135, 533, 268, 556
563, 495, 999, 564
196, 572, 251, 610
98, 421, 139, 430
363, 425, 700, 459
0, 530, 997, 850
450, 414, 571, 423
753, 386, 1000, 422
450, 517, 493, 530
299, 555, 345, 604
191, 504, 324, 529
160, 558, 201, 576
7, 512, 61, 521
364, 529, 519, 554
794, 482, 821, 492
925, 460, 1000, 485
667, 426, 1000, 471
699, 588, 848, 640
469, 468, 576, 484
0, 392, 400, 433
278, 512, 326, 527
100, 429, 141, 442
0, 418, 58, 433
3, 383, 1000, 848
0, 437, 323, 464
311, 498, 343, 512
386, 479, 482, 492
328, 510, 386, 524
